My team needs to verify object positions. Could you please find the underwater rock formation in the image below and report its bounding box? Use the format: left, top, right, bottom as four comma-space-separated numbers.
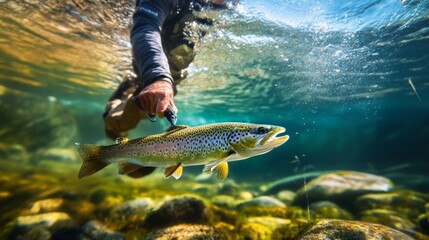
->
1, 168, 429, 239
239, 216, 296, 240
299, 219, 414, 240
293, 171, 393, 208
358, 209, 417, 235
309, 201, 353, 220
7, 212, 76, 240
355, 191, 428, 220
237, 196, 286, 209
80, 220, 125, 240
144, 195, 210, 228
145, 224, 226, 240
109, 198, 155, 229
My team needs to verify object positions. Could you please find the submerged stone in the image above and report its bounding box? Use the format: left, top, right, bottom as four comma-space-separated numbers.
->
425, 202, 429, 220
276, 190, 297, 204
236, 191, 253, 201
145, 224, 226, 240
355, 191, 428, 220
8, 212, 75, 240
217, 179, 241, 196
359, 209, 417, 235
144, 195, 210, 228
294, 171, 393, 208
81, 220, 125, 240
110, 198, 155, 228
263, 171, 328, 194
13, 225, 51, 240
16, 212, 72, 229
309, 201, 353, 220
418, 214, 429, 235
237, 196, 286, 209
111, 197, 154, 217
240, 216, 292, 239
299, 219, 414, 240
211, 195, 236, 209
30, 198, 64, 214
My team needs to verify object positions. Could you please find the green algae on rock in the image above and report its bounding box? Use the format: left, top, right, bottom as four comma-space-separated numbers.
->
309, 201, 353, 220
145, 224, 226, 240
108, 198, 156, 230
211, 195, 237, 209
358, 209, 417, 235
7, 212, 77, 240
29, 198, 65, 214
355, 191, 429, 221
239, 216, 306, 240
237, 196, 286, 209
299, 219, 414, 240
276, 190, 296, 205
81, 220, 126, 240
144, 195, 211, 229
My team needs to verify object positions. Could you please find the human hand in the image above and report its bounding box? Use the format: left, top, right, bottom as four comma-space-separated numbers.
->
137, 80, 178, 118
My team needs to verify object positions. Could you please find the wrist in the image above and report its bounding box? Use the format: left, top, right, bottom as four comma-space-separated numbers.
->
153, 78, 177, 95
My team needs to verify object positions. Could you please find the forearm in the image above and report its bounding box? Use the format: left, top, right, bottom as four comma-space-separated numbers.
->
131, 0, 175, 88
131, 28, 173, 85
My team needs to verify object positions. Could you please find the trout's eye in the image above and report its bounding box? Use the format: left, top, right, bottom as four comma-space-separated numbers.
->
257, 127, 268, 134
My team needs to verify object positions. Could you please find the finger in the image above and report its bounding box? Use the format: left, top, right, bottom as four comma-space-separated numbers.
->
156, 99, 169, 118
138, 93, 152, 115
150, 96, 158, 115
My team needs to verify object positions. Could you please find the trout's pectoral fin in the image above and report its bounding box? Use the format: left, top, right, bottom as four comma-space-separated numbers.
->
203, 161, 229, 180
118, 161, 142, 175
163, 163, 183, 179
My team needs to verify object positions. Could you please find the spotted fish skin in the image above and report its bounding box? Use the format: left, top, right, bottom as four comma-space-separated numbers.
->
75, 122, 289, 180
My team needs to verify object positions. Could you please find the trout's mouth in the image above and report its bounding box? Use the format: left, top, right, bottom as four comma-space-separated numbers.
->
260, 127, 289, 148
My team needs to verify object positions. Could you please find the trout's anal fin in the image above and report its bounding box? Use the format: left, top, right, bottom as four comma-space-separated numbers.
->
165, 125, 188, 133
118, 161, 142, 175
163, 163, 183, 179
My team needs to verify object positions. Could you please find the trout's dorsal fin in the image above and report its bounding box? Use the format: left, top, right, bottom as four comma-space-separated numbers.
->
165, 125, 189, 133
116, 137, 129, 144
163, 163, 183, 179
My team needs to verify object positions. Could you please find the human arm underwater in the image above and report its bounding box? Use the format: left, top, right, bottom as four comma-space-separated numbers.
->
131, 0, 178, 117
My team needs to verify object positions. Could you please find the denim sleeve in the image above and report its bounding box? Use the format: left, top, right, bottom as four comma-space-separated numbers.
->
131, 0, 177, 88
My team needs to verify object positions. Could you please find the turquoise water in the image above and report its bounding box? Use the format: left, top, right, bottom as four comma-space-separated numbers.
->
1, 0, 429, 238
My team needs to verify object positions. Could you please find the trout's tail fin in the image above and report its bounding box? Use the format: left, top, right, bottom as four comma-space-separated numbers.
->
75, 143, 109, 179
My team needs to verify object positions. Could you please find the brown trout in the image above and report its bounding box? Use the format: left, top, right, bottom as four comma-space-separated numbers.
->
75, 122, 289, 180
